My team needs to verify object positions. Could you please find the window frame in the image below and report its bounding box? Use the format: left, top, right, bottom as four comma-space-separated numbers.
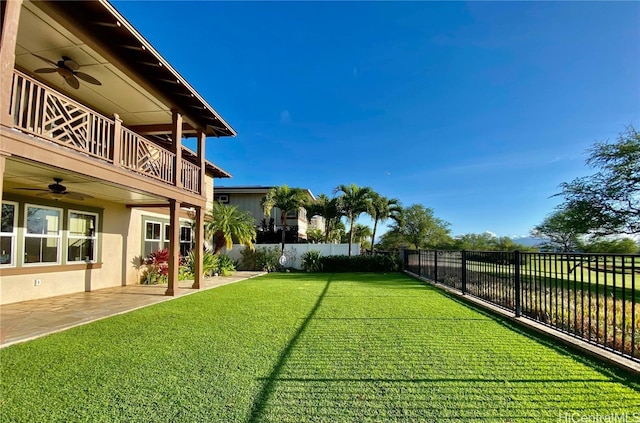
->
23, 203, 63, 266
144, 220, 162, 257
0, 201, 18, 268
67, 210, 99, 263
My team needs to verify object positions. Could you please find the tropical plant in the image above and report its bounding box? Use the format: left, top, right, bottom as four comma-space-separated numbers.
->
306, 229, 324, 243
301, 250, 322, 272
140, 249, 169, 284
179, 249, 218, 279
262, 185, 307, 253
216, 253, 236, 276
350, 223, 372, 251
205, 201, 256, 255
333, 183, 374, 256
367, 194, 402, 254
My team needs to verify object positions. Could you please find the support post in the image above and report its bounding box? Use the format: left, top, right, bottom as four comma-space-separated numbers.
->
165, 199, 180, 296
112, 113, 122, 165
192, 206, 205, 289
171, 110, 183, 188
461, 250, 467, 294
197, 129, 206, 196
418, 248, 422, 277
433, 250, 438, 283
514, 250, 522, 317
0, 0, 22, 127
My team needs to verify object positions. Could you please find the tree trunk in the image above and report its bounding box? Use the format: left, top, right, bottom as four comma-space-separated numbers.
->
348, 215, 354, 256
370, 219, 378, 255
213, 231, 225, 255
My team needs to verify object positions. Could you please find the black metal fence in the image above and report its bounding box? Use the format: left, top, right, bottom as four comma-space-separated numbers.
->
404, 250, 639, 362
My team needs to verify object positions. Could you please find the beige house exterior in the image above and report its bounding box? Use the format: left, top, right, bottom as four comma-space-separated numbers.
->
213, 186, 325, 242
0, 0, 234, 305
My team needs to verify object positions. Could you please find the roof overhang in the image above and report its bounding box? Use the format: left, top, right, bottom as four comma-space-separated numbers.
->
16, 0, 235, 138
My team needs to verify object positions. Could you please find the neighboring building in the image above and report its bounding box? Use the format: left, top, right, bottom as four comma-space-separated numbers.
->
0, 0, 235, 304
213, 186, 325, 242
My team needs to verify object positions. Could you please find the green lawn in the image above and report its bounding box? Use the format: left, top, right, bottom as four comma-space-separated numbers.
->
1, 273, 639, 422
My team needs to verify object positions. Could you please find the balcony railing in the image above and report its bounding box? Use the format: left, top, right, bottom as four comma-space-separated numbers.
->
9, 69, 201, 194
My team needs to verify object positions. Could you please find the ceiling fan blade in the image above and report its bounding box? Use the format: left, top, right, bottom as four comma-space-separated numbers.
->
63, 192, 89, 200
34, 68, 58, 74
65, 75, 80, 89
63, 58, 80, 71
15, 187, 49, 192
75, 72, 102, 86
32, 53, 58, 67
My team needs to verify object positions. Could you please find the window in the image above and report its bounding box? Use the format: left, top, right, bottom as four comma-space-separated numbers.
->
1, 202, 18, 267
68, 211, 98, 262
214, 194, 229, 204
180, 226, 193, 256
144, 221, 162, 256
24, 205, 62, 264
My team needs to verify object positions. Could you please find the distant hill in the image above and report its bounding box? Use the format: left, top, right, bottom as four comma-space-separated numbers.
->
511, 236, 544, 247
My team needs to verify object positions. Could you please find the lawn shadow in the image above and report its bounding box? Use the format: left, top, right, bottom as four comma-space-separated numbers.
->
247, 274, 333, 423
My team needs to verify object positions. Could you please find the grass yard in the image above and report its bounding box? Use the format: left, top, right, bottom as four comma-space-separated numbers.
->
1, 273, 639, 422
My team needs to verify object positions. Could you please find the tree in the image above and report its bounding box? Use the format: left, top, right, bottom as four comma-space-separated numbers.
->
305, 194, 343, 243
376, 228, 407, 251
261, 185, 307, 253
334, 184, 374, 256
531, 209, 585, 252
392, 204, 451, 249
367, 193, 401, 254
558, 126, 640, 235
578, 237, 638, 254
204, 202, 256, 255
454, 232, 497, 251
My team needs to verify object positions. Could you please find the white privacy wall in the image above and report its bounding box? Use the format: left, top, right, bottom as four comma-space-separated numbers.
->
223, 243, 361, 270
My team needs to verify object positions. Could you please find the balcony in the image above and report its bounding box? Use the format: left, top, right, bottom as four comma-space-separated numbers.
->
8, 70, 201, 195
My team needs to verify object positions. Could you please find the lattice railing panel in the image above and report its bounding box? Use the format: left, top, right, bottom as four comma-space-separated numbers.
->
120, 127, 174, 184
181, 159, 200, 193
10, 70, 112, 162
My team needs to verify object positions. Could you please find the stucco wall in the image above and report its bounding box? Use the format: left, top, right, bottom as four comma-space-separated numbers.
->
0, 201, 133, 305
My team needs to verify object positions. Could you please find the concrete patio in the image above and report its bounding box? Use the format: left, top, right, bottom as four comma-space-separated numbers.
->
0, 271, 265, 348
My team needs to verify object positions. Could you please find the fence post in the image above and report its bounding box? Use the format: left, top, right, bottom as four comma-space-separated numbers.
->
461, 250, 467, 294
514, 250, 521, 317
418, 249, 422, 277
434, 250, 438, 283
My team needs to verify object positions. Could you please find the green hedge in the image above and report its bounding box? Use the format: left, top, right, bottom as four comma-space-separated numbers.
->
319, 254, 402, 273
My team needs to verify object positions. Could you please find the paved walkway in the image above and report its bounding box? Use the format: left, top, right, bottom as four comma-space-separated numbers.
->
0, 271, 265, 348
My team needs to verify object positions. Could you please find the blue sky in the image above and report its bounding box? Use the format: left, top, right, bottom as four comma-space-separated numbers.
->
114, 1, 639, 238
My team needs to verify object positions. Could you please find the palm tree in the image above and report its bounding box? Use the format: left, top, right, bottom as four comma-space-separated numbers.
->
351, 223, 373, 251
262, 185, 307, 253
367, 194, 402, 254
204, 201, 256, 255
334, 183, 373, 256
305, 193, 343, 243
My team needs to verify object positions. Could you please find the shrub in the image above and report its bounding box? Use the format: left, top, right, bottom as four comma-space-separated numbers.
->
217, 253, 236, 276
140, 249, 169, 284
319, 254, 402, 273
179, 249, 219, 280
239, 246, 281, 272
301, 250, 322, 272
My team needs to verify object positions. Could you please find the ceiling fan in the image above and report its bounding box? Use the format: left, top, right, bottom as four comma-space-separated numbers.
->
33, 54, 102, 89
16, 178, 93, 201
